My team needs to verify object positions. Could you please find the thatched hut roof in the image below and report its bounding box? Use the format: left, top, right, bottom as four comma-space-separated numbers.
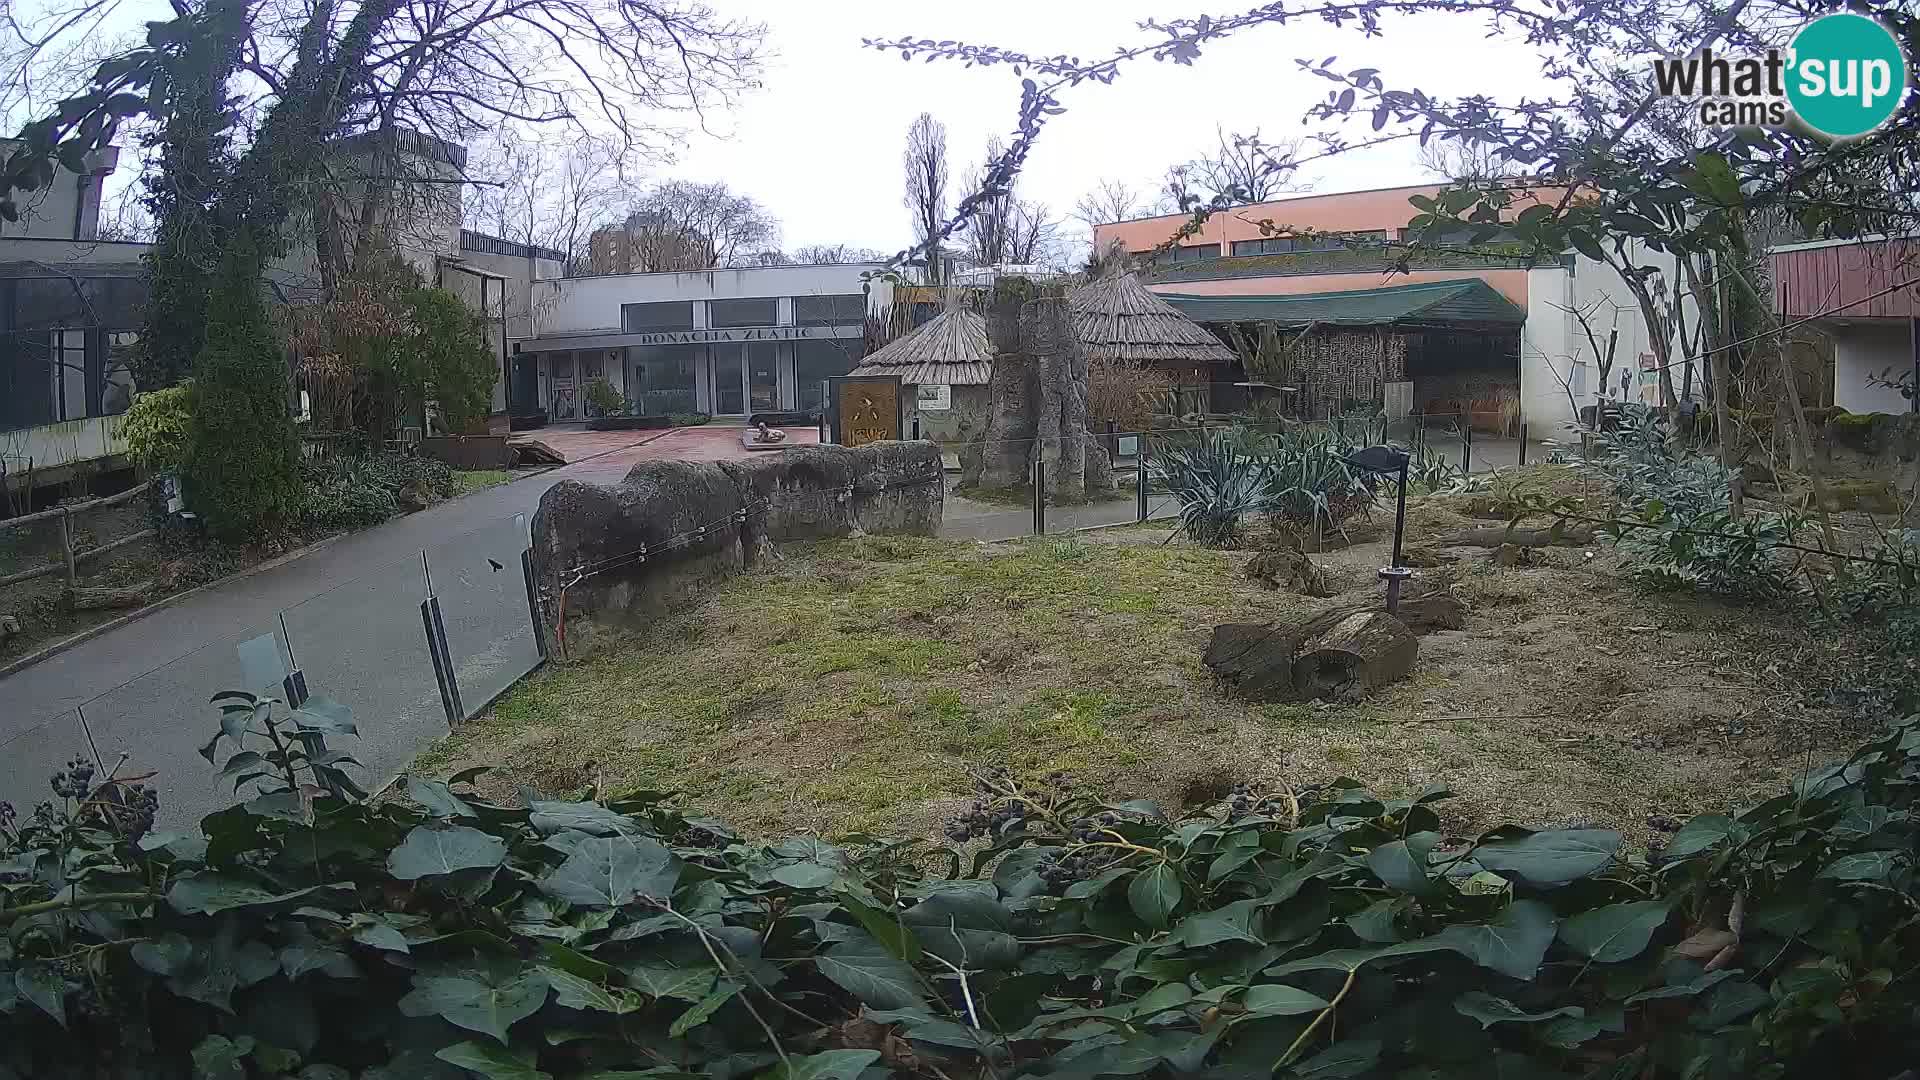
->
848, 306, 991, 386
1068, 272, 1235, 367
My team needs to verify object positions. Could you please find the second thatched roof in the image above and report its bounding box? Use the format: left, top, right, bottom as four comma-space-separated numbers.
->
847, 305, 991, 386
1069, 272, 1235, 367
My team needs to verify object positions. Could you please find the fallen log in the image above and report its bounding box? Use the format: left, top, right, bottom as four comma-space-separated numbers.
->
1244, 548, 1329, 596
1393, 592, 1466, 634
64, 582, 156, 611
1204, 607, 1417, 703
1441, 522, 1595, 548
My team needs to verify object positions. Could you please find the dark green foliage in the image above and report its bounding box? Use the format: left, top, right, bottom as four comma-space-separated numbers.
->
181, 263, 301, 541
1148, 426, 1379, 547
298, 453, 455, 533
7, 689, 1920, 1078
403, 286, 498, 435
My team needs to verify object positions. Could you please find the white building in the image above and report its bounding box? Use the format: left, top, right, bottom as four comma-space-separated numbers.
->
519, 264, 890, 421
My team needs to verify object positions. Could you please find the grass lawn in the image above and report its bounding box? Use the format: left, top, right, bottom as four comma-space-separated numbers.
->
452, 469, 516, 496
416, 472, 1867, 846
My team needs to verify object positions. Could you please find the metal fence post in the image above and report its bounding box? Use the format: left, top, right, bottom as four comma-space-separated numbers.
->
1518, 422, 1529, 467
1032, 454, 1045, 536
521, 548, 548, 660
911, 414, 921, 440
1136, 442, 1149, 524
1462, 417, 1474, 473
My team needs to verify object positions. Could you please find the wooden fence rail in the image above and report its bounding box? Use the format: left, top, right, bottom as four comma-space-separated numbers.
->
0, 481, 156, 590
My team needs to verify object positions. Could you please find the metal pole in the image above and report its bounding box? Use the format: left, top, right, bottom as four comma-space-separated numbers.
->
1032, 454, 1045, 535
421, 596, 464, 727
1518, 422, 1529, 467
521, 548, 547, 660
912, 413, 921, 440
1105, 419, 1116, 458
1462, 416, 1473, 473
1136, 441, 1149, 523
1392, 460, 1408, 569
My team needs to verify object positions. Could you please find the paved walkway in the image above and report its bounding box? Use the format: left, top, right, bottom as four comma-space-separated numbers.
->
0, 425, 807, 823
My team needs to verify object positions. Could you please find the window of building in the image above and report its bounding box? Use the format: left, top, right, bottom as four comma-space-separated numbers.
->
792, 293, 866, 326
794, 339, 863, 413
1230, 237, 1303, 256
708, 297, 778, 328
1163, 243, 1221, 264
621, 301, 694, 333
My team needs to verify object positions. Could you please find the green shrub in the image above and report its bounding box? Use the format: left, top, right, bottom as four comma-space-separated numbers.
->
297, 452, 455, 532
405, 285, 497, 434
670, 411, 713, 427
1148, 426, 1377, 547
119, 381, 196, 470
182, 267, 301, 541
5, 689, 1920, 1078
583, 376, 625, 418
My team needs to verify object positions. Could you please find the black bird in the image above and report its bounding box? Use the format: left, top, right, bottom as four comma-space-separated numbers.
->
488, 558, 504, 572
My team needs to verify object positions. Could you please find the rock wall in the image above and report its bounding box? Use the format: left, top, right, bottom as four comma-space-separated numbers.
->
531, 441, 943, 629
1810, 409, 1920, 492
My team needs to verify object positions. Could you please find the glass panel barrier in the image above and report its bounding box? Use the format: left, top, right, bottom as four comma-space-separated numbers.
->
280, 548, 446, 800
75, 623, 288, 828
424, 515, 543, 721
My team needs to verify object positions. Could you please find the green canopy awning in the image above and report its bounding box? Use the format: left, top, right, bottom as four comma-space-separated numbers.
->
1159, 278, 1525, 329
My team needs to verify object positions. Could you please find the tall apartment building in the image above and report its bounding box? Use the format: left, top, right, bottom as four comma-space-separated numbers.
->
586, 212, 713, 275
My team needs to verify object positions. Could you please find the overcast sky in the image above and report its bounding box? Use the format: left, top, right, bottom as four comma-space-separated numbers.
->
664, 0, 1562, 255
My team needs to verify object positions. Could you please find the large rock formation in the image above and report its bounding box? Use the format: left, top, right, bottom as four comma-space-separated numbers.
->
532, 441, 943, 628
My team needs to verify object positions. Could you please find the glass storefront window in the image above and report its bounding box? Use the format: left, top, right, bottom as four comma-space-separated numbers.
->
747, 343, 778, 413
627, 345, 698, 416
622, 301, 694, 333
708, 297, 777, 328
794, 339, 862, 414
711, 344, 744, 414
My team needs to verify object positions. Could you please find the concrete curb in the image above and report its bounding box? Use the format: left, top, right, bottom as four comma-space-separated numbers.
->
0, 532, 349, 681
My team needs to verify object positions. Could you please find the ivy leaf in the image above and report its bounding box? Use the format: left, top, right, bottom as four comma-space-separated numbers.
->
1697, 979, 1771, 1028
1428, 900, 1557, 980
765, 1050, 881, 1080
434, 1041, 550, 1080
167, 874, 344, 915
667, 981, 740, 1037
291, 696, 357, 735
1664, 815, 1734, 860
16, 964, 67, 1027
539, 835, 680, 908
768, 862, 839, 889
389, 826, 509, 880
408, 778, 479, 819
399, 964, 550, 1044
1453, 991, 1583, 1027
902, 886, 1017, 969
1558, 901, 1669, 963
1242, 983, 1330, 1016
538, 966, 638, 1015
527, 801, 642, 837
623, 963, 718, 1002
1472, 830, 1618, 887
131, 933, 196, 976
354, 921, 413, 954
190, 1035, 254, 1080
1292, 1037, 1381, 1078
1365, 835, 1438, 895
1127, 863, 1183, 929
1818, 851, 1905, 882
816, 936, 924, 1009
1171, 898, 1263, 947
840, 895, 921, 963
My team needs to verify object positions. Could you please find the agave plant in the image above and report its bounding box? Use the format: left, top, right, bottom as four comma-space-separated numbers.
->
1261, 425, 1379, 542
1146, 431, 1272, 547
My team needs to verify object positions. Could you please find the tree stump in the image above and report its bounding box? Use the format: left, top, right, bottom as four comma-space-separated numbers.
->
979, 284, 1036, 489
1393, 592, 1465, 634
1204, 608, 1417, 703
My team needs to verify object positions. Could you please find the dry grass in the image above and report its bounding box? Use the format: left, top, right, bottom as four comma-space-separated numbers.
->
418, 467, 1868, 846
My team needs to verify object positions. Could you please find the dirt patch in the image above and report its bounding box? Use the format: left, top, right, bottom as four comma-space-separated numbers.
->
419, 477, 1866, 847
